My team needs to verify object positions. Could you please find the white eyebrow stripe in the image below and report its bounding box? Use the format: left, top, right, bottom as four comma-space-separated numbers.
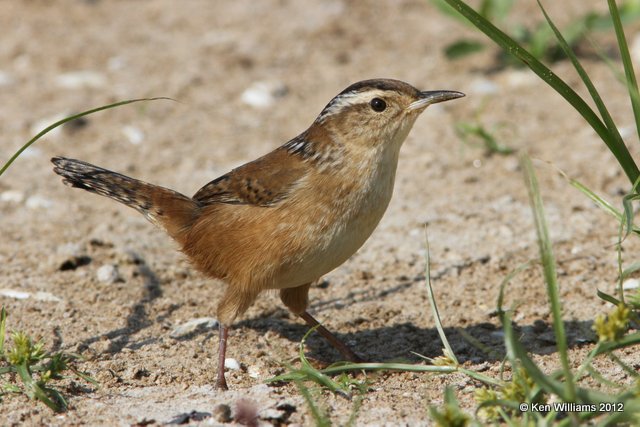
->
316, 89, 388, 122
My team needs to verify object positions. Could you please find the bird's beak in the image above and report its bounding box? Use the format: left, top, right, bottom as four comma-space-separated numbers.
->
407, 90, 465, 111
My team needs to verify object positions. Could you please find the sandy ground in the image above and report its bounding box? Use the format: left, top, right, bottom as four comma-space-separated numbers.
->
1, 0, 640, 425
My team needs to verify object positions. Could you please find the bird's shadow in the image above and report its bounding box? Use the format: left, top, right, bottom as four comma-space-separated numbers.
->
76, 259, 179, 354
236, 313, 596, 365
75, 260, 597, 366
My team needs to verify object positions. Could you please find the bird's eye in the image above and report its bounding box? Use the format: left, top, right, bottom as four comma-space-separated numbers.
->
370, 98, 386, 112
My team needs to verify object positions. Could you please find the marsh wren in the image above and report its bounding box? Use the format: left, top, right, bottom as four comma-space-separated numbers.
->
52, 79, 464, 389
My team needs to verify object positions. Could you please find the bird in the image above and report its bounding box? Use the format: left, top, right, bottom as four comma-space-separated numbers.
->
51, 78, 464, 390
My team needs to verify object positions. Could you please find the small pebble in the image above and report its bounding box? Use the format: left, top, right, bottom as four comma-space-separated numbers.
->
623, 278, 640, 290
107, 56, 126, 71
57, 242, 84, 256
469, 77, 498, 95
0, 190, 24, 203
213, 403, 232, 423
169, 317, 218, 338
0, 288, 30, 299
26, 195, 53, 210
55, 70, 106, 89
241, 81, 288, 108
247, 365, 260, 379
631, 33, 640, 65
0, 70, 14, 87
33, 292, 62, 302
224, 358, 241, 371
31, 115, 66, 139
0, 288, 61, 302
122, 125, 144, 145
503, 69, 538, 88
96, 264, 121, 284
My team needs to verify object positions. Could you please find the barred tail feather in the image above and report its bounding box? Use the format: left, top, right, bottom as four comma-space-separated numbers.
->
51, 156, 198, 242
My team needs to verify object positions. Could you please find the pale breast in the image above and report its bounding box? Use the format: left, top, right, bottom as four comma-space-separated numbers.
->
268, 144, 400, 289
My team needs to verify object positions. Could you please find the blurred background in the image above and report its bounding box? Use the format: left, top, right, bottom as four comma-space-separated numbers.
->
2, 0, 640, 424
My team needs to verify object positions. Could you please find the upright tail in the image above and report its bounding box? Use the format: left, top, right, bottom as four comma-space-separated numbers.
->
51, 157, 199, 242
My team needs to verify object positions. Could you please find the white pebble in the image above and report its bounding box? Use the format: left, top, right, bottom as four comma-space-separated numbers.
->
0, 190, 24, 203
503, 69, 538, 88
122, 125, 144, 145
260, 408, 285, 421
623, 278, 640, 290
96, 264, 120, 284
33, 292, 62, 302
169, 317, 218, 338
56, 242, 83, 256
247, 365, 261, 379
30, 114, 66, 140
469, 77, 498, 95
26, 195, 53, 209
619, 125, 636, 140
18, 146, 42, 159
107, 56, 126, 71
0, 70, 14, 87
224, 358, 241, 371
0, 288, 30, 299
55, 71, 106, 89
631, 33, 640, 65
241, 81, 288, 108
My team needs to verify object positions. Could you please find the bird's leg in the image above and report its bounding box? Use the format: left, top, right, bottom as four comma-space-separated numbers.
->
281, 284, 363, 362
299, 311, 363, 363
216, 323, 229, 390
215, 285, 260, 390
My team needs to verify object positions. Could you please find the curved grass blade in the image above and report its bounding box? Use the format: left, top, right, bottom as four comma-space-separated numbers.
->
292, 379, 330, 427
592, 331, 640, 355
621, 175, 640, 239
442, 0, 640, 185
620, 261, 640, 281
424, 229, 458, 365
0, 307, 6, 355
496, 260, 534, 319
597, 289, 622, 306
608, 0, 640, 144
536, 0, 628, 164
503, 310, 566, 399
521, 154, 576, 400
16, 363, 62, 412
0, 97, 174, 177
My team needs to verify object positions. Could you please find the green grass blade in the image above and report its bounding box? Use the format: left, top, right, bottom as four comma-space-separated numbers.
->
521, 154, 576, 400
554, 165, 640, 234
593, 331, 640, 355
608, 0, 640, 144
620, 261, 640, 280
0, 97, 173, 177
69, 367, 99, 387
423, 230, 458, 365
293, 380, 331, 427
536, 0, 627, 156
442, 0, 640, 184
502, 310, 567, 398
496, 261, 534, 318
319, 362, 457, 376
597, 289, 622, 306
621, 178, 640, 238
16, 363, 61, 412
0, 307, 6, 356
